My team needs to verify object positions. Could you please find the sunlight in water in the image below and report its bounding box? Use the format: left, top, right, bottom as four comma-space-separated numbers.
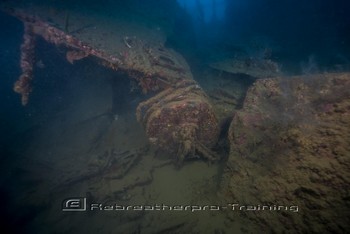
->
177, 0, 226, 23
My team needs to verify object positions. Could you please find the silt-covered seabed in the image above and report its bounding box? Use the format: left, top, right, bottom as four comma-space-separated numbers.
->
1, 0, 349, 233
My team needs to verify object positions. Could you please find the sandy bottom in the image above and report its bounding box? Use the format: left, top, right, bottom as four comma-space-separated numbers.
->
1, 50, 252, 233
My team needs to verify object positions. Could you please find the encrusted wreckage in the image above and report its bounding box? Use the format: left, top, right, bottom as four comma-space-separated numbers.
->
4, 7, 219, 164
14, 22, 36, 105
225, 73, 350, 233
210, 57, 280, 78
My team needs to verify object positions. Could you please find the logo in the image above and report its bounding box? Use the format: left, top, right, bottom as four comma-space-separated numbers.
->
62, 198, 87, 211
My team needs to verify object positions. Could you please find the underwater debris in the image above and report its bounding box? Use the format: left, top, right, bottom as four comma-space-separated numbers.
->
66, 50, 89, 64
14, 22, 36, 106
5, 7, 219, 165
209, 57, 280, 78
123, 36, 133, 48
7, 8, 123, 105
225, 72, 350, 233
136, 85, 219, 165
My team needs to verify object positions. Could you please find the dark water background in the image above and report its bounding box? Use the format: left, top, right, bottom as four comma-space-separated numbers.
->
0, 0, 349, 233
172, 0, 350, 72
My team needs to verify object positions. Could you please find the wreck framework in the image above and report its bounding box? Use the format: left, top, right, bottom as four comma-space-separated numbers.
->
4, 6, 219, 163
